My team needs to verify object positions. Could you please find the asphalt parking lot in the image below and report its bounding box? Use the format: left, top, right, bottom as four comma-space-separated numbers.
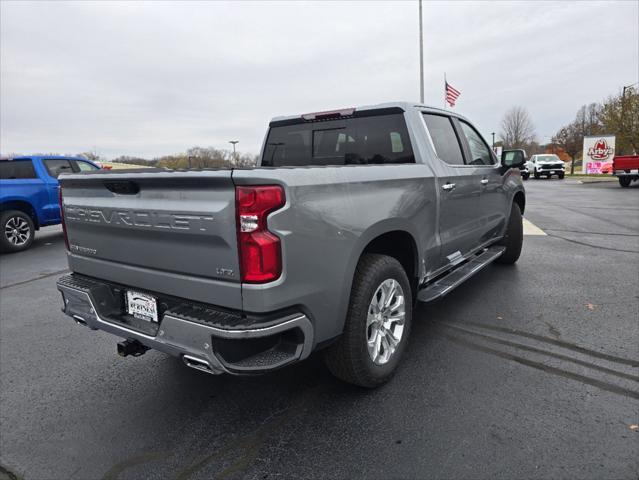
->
1, 179, 638, 480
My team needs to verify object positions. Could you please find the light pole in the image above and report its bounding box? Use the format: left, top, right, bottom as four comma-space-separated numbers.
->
229, 140, 239, 164
491, 132, 495, 148
418, 0, 424, 103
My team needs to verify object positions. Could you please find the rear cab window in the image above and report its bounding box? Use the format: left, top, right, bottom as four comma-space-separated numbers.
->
262, 110, 415, 167
0, 159, 37, 179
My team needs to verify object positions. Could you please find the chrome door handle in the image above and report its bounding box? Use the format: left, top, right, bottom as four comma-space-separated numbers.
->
480, 179, 489, 185
442, 183, 456, 191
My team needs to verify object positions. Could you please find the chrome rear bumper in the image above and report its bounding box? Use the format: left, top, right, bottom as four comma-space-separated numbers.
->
57, 274, 313, 375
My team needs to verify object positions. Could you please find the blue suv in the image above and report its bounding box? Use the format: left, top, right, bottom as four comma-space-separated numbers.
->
0, 156, 100, 252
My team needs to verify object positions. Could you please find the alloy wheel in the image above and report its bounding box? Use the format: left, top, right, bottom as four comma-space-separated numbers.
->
366, 278, 406, 365
4, 216, 31, 246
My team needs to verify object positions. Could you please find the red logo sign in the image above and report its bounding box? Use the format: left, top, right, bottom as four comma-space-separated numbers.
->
587, 138, 614, 160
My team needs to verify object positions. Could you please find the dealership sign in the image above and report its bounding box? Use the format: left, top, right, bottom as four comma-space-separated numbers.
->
582, 135, 615, 174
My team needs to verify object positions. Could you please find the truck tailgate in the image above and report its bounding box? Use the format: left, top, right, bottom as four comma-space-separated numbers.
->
59, 169, 242, 309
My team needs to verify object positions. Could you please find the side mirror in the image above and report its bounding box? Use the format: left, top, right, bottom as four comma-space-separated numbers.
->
501, 150, 526, 169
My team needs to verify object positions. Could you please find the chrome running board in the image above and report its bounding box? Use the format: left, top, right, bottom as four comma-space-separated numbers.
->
417, 246, 505, 303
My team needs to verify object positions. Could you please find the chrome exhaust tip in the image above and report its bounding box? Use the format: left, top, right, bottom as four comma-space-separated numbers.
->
182, 355, 217, 375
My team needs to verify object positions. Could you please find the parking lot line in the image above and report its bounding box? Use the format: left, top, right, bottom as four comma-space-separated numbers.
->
523, 218, 546, 236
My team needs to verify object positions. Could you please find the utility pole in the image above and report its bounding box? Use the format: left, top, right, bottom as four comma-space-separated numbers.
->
620, 83, 637, 155
491, 132, 495, 148
419, 0, 424, 103
621, 85, 629, 155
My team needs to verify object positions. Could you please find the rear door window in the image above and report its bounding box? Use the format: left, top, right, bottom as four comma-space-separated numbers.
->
0, 159, 36, 179
262, 113, 414, 167
43, 159, 74, 178
422, 114, 465, 166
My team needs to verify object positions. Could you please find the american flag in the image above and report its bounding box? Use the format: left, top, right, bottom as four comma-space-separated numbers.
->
445, 81, 461, 107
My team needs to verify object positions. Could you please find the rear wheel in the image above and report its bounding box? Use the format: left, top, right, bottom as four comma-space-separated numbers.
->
324, 254, 412, 387
619, 176, 631, 187
0, 210, 34, 253
495, 203, 523, 265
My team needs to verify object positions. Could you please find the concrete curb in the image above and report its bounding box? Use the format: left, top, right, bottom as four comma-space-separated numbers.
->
577, 179, 617, 184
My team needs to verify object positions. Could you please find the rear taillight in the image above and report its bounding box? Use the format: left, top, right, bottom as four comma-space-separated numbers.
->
236, 185, 285, 283
58, 187, 69, 251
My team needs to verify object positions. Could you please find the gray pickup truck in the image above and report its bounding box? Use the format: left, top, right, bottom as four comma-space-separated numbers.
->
56, 102, 526, 387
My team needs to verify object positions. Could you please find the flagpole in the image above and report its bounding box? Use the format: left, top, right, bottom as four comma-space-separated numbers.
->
444, 73, 447, 110
419, 0, 424, 103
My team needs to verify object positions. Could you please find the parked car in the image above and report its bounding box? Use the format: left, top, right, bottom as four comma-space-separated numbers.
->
56, 102, 526, 387
0, 156, 100, 252
613, 154, 639, 187
528, 154, 566, 179
504, 149, 529, 180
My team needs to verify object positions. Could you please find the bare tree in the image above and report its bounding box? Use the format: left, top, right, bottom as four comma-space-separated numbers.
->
552, 123, 581, 174
500, 106, 536, 149
574, 103, 602, 138
80, 149, 101, 162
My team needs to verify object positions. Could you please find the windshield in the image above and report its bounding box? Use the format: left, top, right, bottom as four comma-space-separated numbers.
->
537, 155, 560, 162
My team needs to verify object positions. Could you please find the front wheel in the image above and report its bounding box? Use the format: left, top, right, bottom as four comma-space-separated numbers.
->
558, 172, 565, 179
522, 172, 529, 181
495, 203, 523, 265
1, 210, 35, 253
324, 254, 412, 388
533, 169, 540, 179
619, 176, 631, 187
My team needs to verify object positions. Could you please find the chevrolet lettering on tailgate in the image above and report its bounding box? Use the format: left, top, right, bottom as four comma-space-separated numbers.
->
64, 205, 214, 232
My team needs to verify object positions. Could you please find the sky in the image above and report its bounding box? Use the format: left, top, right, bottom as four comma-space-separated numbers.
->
1, 0, 638, 159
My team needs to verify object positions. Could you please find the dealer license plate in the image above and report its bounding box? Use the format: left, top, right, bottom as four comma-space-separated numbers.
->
126, 290, 158, 322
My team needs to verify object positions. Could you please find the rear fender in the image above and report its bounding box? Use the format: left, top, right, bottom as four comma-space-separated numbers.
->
336, 219, 421, 332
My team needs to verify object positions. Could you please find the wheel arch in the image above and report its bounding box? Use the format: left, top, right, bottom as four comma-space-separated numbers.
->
513, 190, 525, 214
1, 200, 39, 228
359, 230, 419, 292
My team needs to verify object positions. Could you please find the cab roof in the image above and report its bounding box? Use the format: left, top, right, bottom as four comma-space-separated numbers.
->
0, 155, 92, 162
270, 101, 471, 124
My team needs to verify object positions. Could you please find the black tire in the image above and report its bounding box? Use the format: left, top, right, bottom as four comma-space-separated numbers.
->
0, 210, 35, 253
323, 254, 412, 388
533, 170, 540, 179
495, 203, 523, 265
522, 172, 529, 181
558, 172, 565, 179
619, 176, 631, 188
